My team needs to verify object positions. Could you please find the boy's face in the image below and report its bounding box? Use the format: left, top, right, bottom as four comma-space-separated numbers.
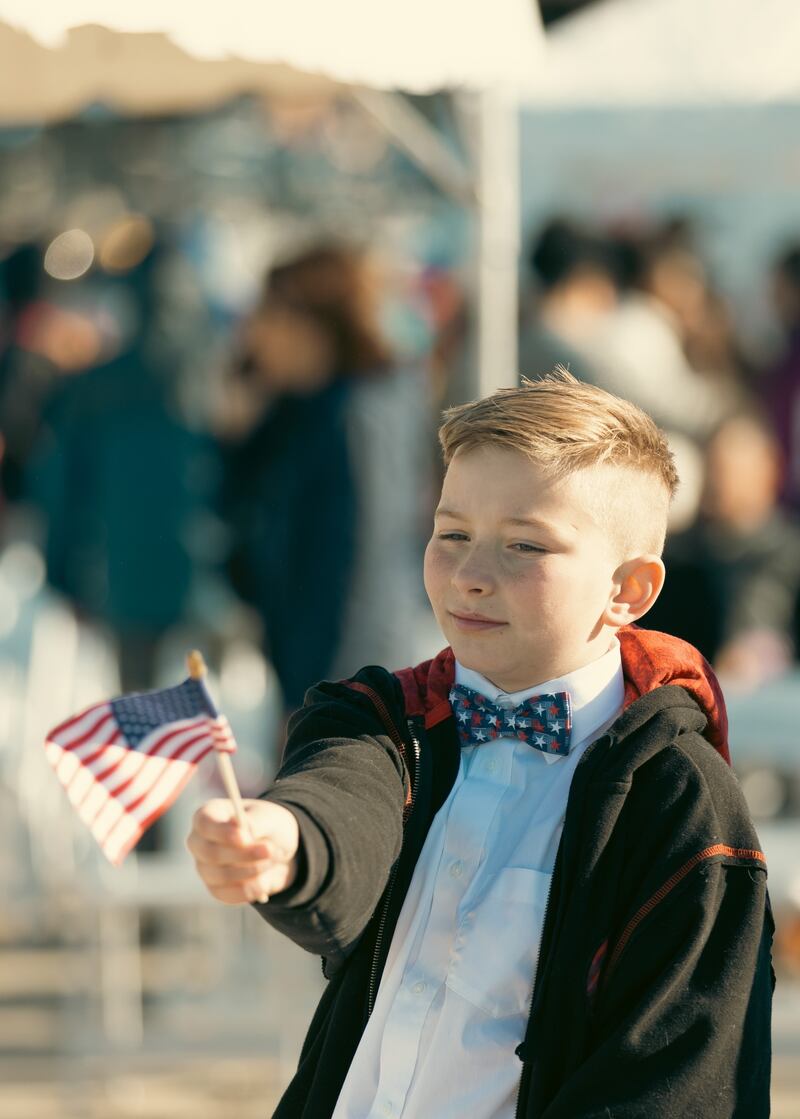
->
424, 445, 629, 692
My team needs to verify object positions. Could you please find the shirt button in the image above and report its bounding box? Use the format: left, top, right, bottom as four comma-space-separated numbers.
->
412, 980, 426, 995
449, 859, 464, 879
485, 758, 498, 774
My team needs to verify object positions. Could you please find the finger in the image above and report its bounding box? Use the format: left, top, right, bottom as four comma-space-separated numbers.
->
191, 802, 270, 851
186, 831, 272, 867
199, 859, 276, 888
201, 866, 291, 905
205, 883, 257, 906
207, 875, 274, 905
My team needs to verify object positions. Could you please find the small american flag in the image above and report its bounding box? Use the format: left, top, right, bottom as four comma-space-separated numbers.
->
44, 676, 236, 866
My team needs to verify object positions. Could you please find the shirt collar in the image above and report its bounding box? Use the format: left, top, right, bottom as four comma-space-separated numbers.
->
455, 639, 624, 764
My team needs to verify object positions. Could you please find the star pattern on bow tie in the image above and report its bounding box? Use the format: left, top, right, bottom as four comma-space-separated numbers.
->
448, 684, 573, 756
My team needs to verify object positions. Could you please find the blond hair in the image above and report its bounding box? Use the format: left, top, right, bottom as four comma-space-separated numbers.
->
438, 368, 679, 555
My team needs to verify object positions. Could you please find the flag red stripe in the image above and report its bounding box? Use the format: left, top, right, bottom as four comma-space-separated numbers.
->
61, 710, 115, 751
100, 720, 206, 805
100, 735, 212, 853
68, 730, 125, 781
126, 738, 215, 826
124, 731, 210, 813
98, 723, 207, 810
140, 717, 208, 758
94, 718, 205, 786
47, 700, 108, 740
88, 740, 139, 786
64, 729, 123, 800
97, 729, 211, 841
134, 749, 214, 836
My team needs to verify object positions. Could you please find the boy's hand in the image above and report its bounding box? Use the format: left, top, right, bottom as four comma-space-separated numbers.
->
186, 798, 300, 905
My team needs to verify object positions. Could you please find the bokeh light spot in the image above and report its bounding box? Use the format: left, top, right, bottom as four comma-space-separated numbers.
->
99, 214, 155, 274
44, 229, 95, 281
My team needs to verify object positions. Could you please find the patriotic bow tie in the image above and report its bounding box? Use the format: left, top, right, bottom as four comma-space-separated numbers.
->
448, 683, 573, 756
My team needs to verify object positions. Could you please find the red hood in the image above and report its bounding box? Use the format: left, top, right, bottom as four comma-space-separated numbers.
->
394, 625, 730, 765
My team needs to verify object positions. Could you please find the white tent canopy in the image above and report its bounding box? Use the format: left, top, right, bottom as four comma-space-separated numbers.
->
0, 1, 546, 395
0, 0, 543, 117
522, 0, 800, 108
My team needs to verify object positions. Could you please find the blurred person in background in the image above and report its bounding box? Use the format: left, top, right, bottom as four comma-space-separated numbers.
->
218, 243, 432, 724
643, 411, 800, 690
521, 216, 733, 445
22, 240, 212, 693
0, 243, 58, 508
764, 242, 800, 512
638, 218, 754, 397
519, 217, 620, 384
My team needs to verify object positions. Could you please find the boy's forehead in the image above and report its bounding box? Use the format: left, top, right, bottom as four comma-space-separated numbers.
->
439, 448, 600, 530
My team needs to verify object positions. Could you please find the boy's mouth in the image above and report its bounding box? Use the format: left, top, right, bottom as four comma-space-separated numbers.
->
449, 611, 507, 631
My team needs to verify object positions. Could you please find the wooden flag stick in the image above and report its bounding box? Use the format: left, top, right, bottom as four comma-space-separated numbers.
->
187, 650, 268, 903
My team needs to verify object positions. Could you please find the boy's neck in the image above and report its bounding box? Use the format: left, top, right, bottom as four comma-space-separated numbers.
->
462, 638, 619, 696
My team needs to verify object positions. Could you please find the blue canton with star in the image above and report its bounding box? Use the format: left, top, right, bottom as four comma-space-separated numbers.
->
448, 683, 573, 756
111, 678, 216, 750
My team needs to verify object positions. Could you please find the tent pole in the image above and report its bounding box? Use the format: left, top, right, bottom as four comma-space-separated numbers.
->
476, 88, 519, 396
349, 87, 475, 205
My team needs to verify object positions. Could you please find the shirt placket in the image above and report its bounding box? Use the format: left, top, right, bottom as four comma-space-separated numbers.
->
371, 742, 513, 1118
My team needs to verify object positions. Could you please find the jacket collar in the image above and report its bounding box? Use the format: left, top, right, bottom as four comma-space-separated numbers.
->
394, 625, 730, 764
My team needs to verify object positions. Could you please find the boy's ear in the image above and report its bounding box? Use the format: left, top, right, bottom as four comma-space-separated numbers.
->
603, 555, 666, 627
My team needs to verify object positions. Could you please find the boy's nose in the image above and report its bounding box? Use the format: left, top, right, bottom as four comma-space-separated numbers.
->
451, 555, 496, 595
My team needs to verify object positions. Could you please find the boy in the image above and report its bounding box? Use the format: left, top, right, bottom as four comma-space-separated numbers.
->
188, 371, 772, 1117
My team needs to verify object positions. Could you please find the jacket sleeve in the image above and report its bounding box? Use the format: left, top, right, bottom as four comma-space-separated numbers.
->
540, 742, 774, 1119
250, 668, 410, 968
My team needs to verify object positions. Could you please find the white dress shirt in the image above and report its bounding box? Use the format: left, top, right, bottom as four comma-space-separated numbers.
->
332, 642, 625, 1119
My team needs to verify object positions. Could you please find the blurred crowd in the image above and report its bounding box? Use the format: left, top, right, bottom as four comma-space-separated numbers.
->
521, 216, 800, 692
2, 211, 800, 788
0, 230, 459, 794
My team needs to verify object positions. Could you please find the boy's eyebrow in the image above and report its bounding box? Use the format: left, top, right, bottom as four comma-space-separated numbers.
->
435, 508, 574, 535
505, 515, 576, 536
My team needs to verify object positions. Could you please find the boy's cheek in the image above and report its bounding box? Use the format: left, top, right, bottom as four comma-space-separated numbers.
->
422, 543, 446, 604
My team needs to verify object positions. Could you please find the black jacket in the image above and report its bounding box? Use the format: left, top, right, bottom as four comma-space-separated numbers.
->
256, 635, 773, 1118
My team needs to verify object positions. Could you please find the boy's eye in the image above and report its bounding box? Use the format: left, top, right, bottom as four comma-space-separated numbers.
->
437, 532, 469, 542
511, 542, 546, 554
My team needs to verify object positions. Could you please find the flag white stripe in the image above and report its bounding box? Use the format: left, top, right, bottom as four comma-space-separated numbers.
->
90, 725, 213, 843
70, 745, 142, 815
47, 699, 110, 742
101, 736, 215, 860
67, 741, 128, 788
117, 736, 213, 829
102, 758, 197, 865
77, 781, 111, 827
44, 741, 62, 767
100, 812, 142, 866
69, 718, 207, 819
127, 739, 213, 822
65, 719, 123, 762
63, 727, 122, 778
51, 704, 114, 749
55, 749, 81, 787
134, 716, 209, 756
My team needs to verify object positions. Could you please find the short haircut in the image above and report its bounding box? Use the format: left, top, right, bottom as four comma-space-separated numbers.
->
438, 368, 679, 557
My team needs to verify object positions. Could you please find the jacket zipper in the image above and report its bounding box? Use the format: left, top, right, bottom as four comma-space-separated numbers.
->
512, 731, 614, 1118
347, 681, 414, 817
513, 872, 555, 1118
367, 719, 421, 1016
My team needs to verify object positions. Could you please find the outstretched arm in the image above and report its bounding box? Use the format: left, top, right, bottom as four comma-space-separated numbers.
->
187, 669, 410, 967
